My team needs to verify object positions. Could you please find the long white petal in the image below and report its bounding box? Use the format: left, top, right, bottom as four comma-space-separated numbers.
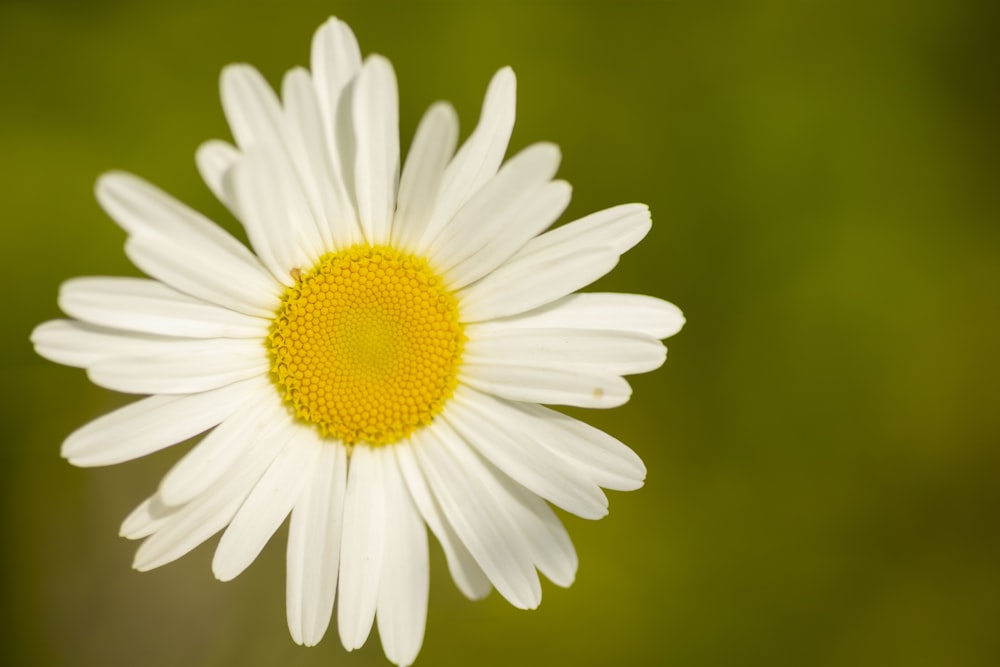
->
31, 320, 180, 369
311, 17, 362, 154
213, 426, 321, 582
464, 327, 666, 376
420, 68, 516, 247
58, 277, 270, 339
483, 292, 685, 340
392, 102, 459, 253
395, 443, 491, 600
124, 234, 280, 318
95, 172, 274, 294
281, 67, 361, 251
87, 338, 268, 395
231, 148, 318, 284
220, 64, 287, 151
287, 443, 347, 646
447, 389, 608, 519
352, 55, 399, 245
60, 376, 264, 467
157, 389, 284, 506
523, 203, 652, 257
337, 445, 385, 650
457, 245, 618, 322
426, 142, 561, 273
445, 180, 572, 289
412, 422, 541, 609
459, 362, 631, 409
376, 449, 429, 667
132, 413, 291, 571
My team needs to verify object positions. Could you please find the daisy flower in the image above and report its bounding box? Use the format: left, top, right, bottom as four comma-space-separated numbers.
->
31, 17, 684, 667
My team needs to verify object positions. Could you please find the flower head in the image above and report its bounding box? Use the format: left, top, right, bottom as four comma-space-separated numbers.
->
32, 17, 684, 666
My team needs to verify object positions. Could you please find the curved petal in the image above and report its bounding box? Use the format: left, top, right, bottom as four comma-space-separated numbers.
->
195, 139, 241, 210
420, 68, 517, 248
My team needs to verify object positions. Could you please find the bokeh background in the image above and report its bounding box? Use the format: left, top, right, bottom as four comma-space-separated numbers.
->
2, 0, 998, 665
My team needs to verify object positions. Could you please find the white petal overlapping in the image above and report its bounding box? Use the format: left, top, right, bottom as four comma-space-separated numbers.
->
31, 15, 683, 667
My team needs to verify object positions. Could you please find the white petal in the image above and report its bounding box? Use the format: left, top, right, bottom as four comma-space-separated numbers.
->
392, 102, 459, 253
460, 363, 631, 409
485, 292, 685, 340
87, 338, 268, 395
337, 445, 385, 650
213, 426, 321, 582
524, 203, 652, 257
457, 245, 618, 322
352, 55, 399, 246
95, 173, 275, 298
311, 17, 362, 153
515, 403, 647, 492
447, 389, 608, 520
412, 422, 541, 609
376, 449, 429, 667
31, 320, 177, 369
427, 142, 565, 281
287, 443, 347, 646
132, 414, 291, 571
124, 234, 280, 318
220, 64, 287, 151
281, 67, 361, 251
456, 203, 654, 321
61, 376, 264, 467
394, 443, 491, 600
195, 140, 241, 209
231, 148, 320, 284
445, 180, 572, 289
464, 327, 666, 376
58, 276, 270, 339
487, 472, 578, 588
420, 68, 516, 247
157, 387, 283, 506
120, 494, 180, 540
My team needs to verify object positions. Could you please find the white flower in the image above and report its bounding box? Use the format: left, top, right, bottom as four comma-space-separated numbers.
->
31, 17, 684, 667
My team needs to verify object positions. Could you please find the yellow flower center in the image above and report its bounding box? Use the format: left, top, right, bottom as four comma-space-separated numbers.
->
268, 245, 464, 446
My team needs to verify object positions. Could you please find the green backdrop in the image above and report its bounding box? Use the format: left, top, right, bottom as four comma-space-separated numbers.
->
2, 1, 998, 665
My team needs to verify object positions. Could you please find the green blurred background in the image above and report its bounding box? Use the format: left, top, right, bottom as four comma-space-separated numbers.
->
2, 0, 998, 665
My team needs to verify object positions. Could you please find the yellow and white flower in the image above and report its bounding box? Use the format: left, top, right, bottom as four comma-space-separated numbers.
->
32, 17, 683, 666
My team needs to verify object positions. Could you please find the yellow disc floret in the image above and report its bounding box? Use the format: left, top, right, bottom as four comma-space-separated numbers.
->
268, 245, 464, 446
